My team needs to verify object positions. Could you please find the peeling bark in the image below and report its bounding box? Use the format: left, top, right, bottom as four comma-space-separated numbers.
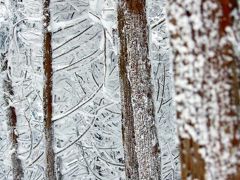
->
117, 1, 161, 179
42, 0, 56, 179
167, 0, 240, 179
1, 53, 23, 180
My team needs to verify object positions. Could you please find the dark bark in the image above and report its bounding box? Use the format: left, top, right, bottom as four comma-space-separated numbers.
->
117, 1, 161, 179
42, 0, 56, 179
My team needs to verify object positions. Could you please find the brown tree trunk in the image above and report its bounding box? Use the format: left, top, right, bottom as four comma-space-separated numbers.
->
167, 0, 240, 179
1, 53, 24, 180
43, 0, 56, 179
117, 1, 161, 179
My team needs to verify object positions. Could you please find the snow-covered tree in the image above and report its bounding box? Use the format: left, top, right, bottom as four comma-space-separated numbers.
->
117, 1, 161, 179
167, 0, 240, 179
0, 0, 24, 179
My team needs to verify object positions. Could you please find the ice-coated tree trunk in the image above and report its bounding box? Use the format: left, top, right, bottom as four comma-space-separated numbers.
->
0, 0, 24, 178
1, 53, 23, 180
117, 1, 161, 179
167, 0, 240, 179
43, 0, 56, 179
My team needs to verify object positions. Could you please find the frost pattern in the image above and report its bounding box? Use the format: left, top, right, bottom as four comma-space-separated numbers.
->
148, 0, 180, 179
0, 0, 180, 179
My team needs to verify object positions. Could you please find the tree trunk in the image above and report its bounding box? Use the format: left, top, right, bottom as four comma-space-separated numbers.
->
1, 1, 24, 177
167, 0, 240, 179
117, 1, 161, 179
43, 0, 56, 179
1, 53, 24, 180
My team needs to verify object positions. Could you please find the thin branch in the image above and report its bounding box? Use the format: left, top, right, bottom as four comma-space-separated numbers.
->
54, 49, 99, 72
78, 142, 103, 180
56, 117, 95, 154
27, 152, 44, 167
103, 29, 107, 84
53, 33, 99, 59
53, 25, 93, 51
157, 65, 166, 113
52, 84, 103, 122
94, 145, 124, 167
151, 18, 165, 29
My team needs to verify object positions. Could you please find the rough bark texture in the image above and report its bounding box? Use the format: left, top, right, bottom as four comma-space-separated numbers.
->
118, 1, 161, 179
1, 53, 24, 180
167, 0, 240, 179
43, 0, 56, 179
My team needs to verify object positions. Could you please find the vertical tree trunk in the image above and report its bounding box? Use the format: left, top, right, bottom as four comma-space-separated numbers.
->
42, 0, 56, 179
1, 53, 23, 180
117, 1, 161, 179
167, 0, 240, 179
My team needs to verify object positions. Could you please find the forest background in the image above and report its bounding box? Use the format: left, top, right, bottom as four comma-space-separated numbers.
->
0, 0, 239, 180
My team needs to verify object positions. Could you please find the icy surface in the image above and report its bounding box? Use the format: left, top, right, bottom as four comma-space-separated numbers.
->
148, 0, 180, 179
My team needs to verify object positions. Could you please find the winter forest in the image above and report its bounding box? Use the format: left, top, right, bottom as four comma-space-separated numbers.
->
0, 0, 239, 179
